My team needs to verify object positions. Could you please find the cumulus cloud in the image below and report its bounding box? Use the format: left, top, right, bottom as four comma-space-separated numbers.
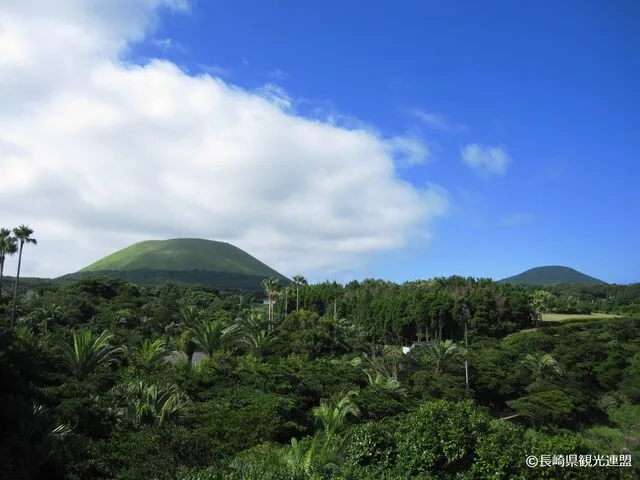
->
0, 0, 449, 280
197, 63, 232, 77
460, 144, 511, 176
411, 108, 468, 133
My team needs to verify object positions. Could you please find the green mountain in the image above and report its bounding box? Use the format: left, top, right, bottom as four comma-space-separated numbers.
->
499, 265, 606, 286
61, 238, 289, 290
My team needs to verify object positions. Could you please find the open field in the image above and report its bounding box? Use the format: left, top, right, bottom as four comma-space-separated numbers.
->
541, 312, 621, 322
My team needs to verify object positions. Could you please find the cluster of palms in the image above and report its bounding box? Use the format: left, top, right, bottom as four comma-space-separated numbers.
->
0, 225, 37, 328
49, 329, 190, 427
50, 302, 288, 382
351, 340, 468, 396
285, 390, 361, 475
172, 305, 280, 367
109, 380, 190, 428
261, 274, 308, 326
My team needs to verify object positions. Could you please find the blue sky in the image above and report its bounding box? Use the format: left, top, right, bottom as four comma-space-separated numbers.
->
2, 1, 638, 284
135, 0, 639, 283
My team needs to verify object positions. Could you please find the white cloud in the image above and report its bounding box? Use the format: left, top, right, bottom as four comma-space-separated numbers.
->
0, 0, 449, 280
411, 108, 468, 132
460, 144, 511, 176
385, 135, 433, 167
197, 63, 231, 77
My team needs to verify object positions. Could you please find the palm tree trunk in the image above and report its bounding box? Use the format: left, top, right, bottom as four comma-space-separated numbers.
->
0, 256, 4, 298
10, 242, 24, 328
187, 351, 193, 369
464, 321, 469, 391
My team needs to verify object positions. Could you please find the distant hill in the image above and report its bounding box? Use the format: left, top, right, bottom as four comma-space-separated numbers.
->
499, 266, 606, 286
60, 238, 289, 290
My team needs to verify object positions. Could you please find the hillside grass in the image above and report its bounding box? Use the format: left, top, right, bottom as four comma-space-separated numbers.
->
79, 238, 287, 279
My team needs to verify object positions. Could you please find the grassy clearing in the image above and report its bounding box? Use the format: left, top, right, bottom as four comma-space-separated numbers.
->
541, 313, 620, 322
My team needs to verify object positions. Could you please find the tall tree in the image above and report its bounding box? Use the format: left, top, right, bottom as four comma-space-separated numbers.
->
261, 277, 280, 327
292, 275, 307, 311
10, 225, 37, 327
0, 229, 17, 298
281, 285, 292, 317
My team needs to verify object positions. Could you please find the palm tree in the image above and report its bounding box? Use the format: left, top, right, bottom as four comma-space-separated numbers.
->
281, 286, 293, 317
364, 370, 407, 396
292, 275, 307, 311
131, 338, 168, 365
284, 435, 342, 476
56, 330, 123, 379
25, 304, 65, 334
187, 318, 235, 359
0, 228, 17, 298
518, 352, 565, 381
283, 390, 360, 476
261, 277, 280, 327
231, 313, 274, 358
284, 437, 317, 476
312, 390, 360, 440
111, 381, 189, 428
10, 225, 37, 328
361, 345, 404, 380
238, 329, 277, 359
173, 305, 201, 369
423, 339, 466, 374
175, 305, 201, 327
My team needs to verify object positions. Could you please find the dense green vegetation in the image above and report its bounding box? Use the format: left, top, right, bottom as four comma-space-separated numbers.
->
526, 284, 640, 318
60, 270, 275, 293
1, 227, 639, 479
500, 266, 606, 286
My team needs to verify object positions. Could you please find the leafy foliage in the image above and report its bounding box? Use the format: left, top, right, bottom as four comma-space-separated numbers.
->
1, 250, 639, 479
